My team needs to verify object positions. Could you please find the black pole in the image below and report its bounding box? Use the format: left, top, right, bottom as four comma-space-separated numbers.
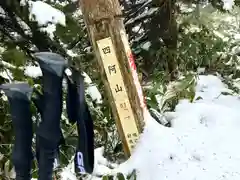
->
32, 88, 65, 172
34, 52, 67, 180
66, 69, 94, 174
0, 83, 33, 180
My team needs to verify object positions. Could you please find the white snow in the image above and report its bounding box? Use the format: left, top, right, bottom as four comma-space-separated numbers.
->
197, 67, 206, 74
20, 0, 28, 6
65, 68, 72, 76
0, 69, 13, 81
141, 41, 151, 50
222, 0, 235, 10
60, 74, 240, 180
24, 65, 42, 78
111, 74, 240, 180
28, 1, 66, 39
0, 90, 8, 102
194, 75, 232, 100
86, 85, 103, 104
60, 147, 118, 180
67, 50, 79, 57
23, 65, 103, 104
0, 60, 43, 80
82, 72, 103, 104
59, 155, 77, 180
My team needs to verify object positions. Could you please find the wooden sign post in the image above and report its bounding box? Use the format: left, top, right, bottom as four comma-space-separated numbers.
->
79, 0, 147, 156
97, 37, 140, 152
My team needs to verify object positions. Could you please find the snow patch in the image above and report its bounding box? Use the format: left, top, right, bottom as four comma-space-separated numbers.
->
28, 1, 66, 38
60, 147, 117, 180
0, 69, 13, 81
24, 65, 42, 78
23, 65, 102, 104
222, 0, 235, 10
82, 72, 102, 104
67, 50, 78, 57
29, 1, 65, 26
65, 68, 72, 76
20, 0, 28, 6
111, 74, 240, 180
59, 74, 240, 180
195, 75, 232, 100
141, 41, 151, 50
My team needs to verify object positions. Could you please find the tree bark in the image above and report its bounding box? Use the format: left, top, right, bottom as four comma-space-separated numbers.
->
79, 0, 146, 157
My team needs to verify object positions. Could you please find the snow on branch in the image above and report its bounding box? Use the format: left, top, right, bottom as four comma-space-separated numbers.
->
222, 0, 235, 10
26, 0, 66, 39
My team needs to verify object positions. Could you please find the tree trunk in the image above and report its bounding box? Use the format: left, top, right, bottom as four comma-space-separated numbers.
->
79, 0, 147, 157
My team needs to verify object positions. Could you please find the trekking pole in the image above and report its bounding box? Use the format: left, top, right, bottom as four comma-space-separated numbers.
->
33, 52, 67, 180
66, 68, 94, 174
0, 83, 33, 180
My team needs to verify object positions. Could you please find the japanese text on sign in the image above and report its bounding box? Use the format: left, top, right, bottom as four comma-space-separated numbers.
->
97, 37, 140, 153
102, 46, 111, 54
115, 84, 123, 93
108, 65, 117, 75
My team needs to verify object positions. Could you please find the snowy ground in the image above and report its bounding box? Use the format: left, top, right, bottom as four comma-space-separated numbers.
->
61, 74, 240, 180
1, 0, 239, 179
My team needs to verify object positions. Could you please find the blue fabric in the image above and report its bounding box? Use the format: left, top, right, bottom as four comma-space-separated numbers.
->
32, 88, 64, 180
0, 83, 33, 180
66, 69, 94, 174
34, 52, 67, 180
1, 53, 94, 180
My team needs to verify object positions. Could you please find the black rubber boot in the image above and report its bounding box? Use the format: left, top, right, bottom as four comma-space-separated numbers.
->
0, 83, 33, 180
34, 52, 67, 180
66, 69, 94, 174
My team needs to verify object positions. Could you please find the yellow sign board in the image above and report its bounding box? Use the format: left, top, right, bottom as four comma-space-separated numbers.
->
97, 37, 139, 152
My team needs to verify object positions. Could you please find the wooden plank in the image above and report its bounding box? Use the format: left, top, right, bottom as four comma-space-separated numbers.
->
97, 37, 140, 152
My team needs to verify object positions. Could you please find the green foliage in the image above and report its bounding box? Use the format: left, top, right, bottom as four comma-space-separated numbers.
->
55, 16, 84, 47
101, 171, 137, 180
2, 49, 27, 67
178, 24, 228, 71
146, 72, 197, 112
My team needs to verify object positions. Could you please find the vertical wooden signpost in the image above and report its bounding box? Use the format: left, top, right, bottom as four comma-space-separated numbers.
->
97, 37, 140, 152
79, 0, 147, 157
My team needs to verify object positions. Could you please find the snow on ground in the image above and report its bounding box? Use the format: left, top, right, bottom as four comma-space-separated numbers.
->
61, 74, 240, 180
194, 75, 232, 100
114, 74, 240, 180
60, 147, 117, 180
